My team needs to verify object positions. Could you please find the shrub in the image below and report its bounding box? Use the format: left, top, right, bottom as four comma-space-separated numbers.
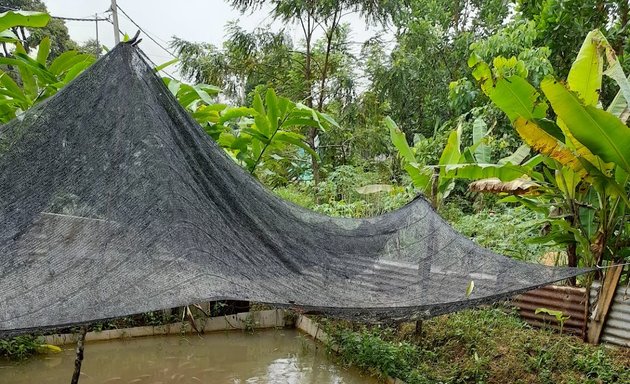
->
0, 336, 40, 360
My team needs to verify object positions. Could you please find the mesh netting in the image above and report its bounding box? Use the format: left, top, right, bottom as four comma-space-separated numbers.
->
0, 44, 591, 336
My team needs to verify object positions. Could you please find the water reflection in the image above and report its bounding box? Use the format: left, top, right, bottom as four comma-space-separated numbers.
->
0, 329, 377, 383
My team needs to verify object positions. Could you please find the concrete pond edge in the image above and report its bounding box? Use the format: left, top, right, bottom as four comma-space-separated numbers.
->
42, 309, 405, 384
42, 309, 289, 345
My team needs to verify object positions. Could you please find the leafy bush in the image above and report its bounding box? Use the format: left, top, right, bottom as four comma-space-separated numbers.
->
0, 335, 40, 360
442, 204, 559, 262
326, 326, 420, 380
273, 165, 415, 218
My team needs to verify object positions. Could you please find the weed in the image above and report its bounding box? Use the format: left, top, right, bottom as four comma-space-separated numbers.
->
0, 335, 41, 360
323, 307, 630, 384
243, 314, 256, 333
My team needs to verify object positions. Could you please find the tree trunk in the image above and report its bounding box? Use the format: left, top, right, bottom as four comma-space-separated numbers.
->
317, 7, 340, 112
302, 4, 320, 190
566, 242, 577, 286
614, 0, 629, 55
308, 128, 320, 186
566, 202, 581, 286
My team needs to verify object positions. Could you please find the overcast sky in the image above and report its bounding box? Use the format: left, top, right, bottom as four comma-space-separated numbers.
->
42, 1, 381, 80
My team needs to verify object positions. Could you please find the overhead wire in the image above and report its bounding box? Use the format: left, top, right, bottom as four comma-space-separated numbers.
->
2, 4, 179, 79
112, 5, 180, 80
0, 5, 107, 22
115, 5, 178, 59
52, 15, 108, 22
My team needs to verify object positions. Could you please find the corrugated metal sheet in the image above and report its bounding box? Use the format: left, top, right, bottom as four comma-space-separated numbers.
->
512, 285, 588, 337
590, 282, 630, 347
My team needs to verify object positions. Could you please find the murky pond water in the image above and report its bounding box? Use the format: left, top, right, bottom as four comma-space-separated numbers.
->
0, 329, 378, 383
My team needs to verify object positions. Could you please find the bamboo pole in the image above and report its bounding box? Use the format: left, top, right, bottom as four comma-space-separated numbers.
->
70, 326, 88, 384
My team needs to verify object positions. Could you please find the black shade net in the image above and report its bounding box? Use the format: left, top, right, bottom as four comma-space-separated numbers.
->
0, 44, 591, 336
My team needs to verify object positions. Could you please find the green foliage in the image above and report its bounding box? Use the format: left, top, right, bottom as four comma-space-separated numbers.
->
448, 2, 628, 166
77, 38, 104, 57
443, 204, 555, 262
165, 80, 338, 176
325, 325, 421, 380
367, 0, 513, 144
1, 1, 78, 58
466, 29, 630, 269
171, 24, 296, 104
326, 91, 392, 166
468, 20, 554, 87
518, 0, 628, 86
0, 335, 40, 360
472, 117, 491, 163
535, 307, 570, 333
325, 307, 630, 384
173, 3, 384, 178
0, 10, 49, 38
388, 114, 541, 208
273, 164, 413, 218
573, 348, 629, 383
386, 117, 432, 193
229, 0, 399, 26
89, 310, 177, 332
0, 32, 95, 123
542, 77, 630, 173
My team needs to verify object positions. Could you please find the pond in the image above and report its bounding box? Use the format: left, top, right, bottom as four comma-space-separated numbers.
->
0, 329, 379, 383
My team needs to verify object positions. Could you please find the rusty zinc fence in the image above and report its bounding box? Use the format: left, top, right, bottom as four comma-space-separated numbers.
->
512, 285, 589, 338
512, 282, 630, 347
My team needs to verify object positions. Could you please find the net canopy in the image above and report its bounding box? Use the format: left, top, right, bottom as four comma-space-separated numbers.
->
0, 44, 590, 336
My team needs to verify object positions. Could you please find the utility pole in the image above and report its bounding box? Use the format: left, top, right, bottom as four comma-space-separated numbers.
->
111, 0, 120, 44
94, 13, 100, 57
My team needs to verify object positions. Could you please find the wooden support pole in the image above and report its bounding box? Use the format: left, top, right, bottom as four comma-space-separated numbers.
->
587, 265, 622, 344
414, 320, 423, 337
70, 326, 88, 384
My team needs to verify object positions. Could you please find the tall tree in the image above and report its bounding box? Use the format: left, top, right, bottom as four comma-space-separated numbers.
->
228, 0, 400, 184
518, 0, 627, 79
172, 23, 296, 105
369, 0, 511, 140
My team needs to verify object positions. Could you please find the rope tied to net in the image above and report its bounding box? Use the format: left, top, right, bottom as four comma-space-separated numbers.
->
595, 261, 630, 269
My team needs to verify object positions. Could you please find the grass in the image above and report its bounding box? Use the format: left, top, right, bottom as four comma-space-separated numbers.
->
322, 306, 630, 384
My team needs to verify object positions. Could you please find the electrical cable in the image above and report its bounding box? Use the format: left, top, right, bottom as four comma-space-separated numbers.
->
0, 5, 107, 22
115, 5, 177, 59
52, 15, 108, 22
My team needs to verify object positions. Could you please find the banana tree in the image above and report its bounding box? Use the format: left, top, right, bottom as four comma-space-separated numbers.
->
468, 30, 630, 272
388, 115, 541, 209
0, 10, 50, 45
